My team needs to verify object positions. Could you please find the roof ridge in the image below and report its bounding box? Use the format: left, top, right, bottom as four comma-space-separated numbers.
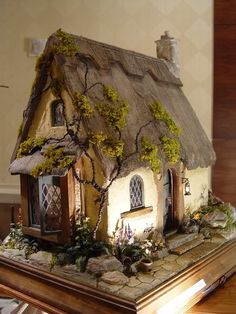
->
53, 33, 168, 65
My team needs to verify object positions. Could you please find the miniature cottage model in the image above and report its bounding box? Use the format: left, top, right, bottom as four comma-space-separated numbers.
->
9, 30, 215, 245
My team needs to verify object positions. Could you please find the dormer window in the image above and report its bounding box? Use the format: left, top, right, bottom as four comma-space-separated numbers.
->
51, 100, 65, 127
130, 175, 144, 209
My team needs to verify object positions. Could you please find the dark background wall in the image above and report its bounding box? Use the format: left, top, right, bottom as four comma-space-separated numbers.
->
0, 204, 19, 240
212, 0, 236, 205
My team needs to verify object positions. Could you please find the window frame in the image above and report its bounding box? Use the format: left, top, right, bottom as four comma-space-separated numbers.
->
129, 175, 145, 210
51, 100, 65, 127
20, 169, 77, 244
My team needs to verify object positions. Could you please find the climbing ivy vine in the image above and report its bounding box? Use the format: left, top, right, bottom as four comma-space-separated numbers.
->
17, 28, 181, 238
53, 28, 79, 57
17, 137, 46, 159
31, 145, 73, 178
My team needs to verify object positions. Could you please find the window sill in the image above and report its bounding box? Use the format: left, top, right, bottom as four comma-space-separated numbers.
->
120, 206, 153, 219
22, 226, 61, 243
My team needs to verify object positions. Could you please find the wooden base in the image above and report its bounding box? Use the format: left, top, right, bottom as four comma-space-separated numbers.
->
0, 240, 236, 314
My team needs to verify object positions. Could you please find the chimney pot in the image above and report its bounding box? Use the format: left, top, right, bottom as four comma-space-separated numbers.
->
155, 31, 180, 78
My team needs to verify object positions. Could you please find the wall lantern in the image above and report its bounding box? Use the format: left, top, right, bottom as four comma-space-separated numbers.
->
182, 178, 191, 196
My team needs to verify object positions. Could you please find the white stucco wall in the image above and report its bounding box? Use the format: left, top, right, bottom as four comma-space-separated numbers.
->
107, 167, 158, 237
184, 167, 209, 211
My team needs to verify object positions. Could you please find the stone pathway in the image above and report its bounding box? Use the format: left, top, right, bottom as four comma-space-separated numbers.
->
171, 236, 204, 255
0, 235, 230, 301
54, 239, 225, 300
166, 233, 199, 250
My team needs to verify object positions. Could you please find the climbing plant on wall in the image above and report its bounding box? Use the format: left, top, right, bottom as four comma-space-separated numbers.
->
18, 29, 181, 238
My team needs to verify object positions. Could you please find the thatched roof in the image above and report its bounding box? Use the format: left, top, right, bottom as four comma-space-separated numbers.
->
10, 31, 215, 177
9, 136, 82, 176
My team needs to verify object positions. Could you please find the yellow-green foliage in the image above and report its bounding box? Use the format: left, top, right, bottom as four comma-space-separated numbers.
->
50, 78, 62, 97
96, 86, 129, 131
73, 92, 93, 118
150, 100, 180, 136
100, 138, 124, 158
54, 29, 79, 57
89, 131, 108, 145
17, 137, 46, 159
96, 101, 128, 131
89, 132, 124, 158
160, 136, 180, 164
140, 137, 160, 172
31, 145, 73, 178
103, 86, 119, 102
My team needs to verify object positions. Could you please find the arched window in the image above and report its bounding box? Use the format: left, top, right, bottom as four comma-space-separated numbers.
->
51, 100, 65, 126
129, 175, 144, 209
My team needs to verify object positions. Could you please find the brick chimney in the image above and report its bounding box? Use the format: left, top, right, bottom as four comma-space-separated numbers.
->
155, 31, 180, 78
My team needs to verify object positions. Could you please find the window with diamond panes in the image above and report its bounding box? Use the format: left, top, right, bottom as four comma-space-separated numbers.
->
130, 175, 144, 209
28, 176, 62, 234
40, 176, 62, 233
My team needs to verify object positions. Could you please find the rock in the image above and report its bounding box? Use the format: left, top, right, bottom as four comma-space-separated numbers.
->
166, 233, 199, 250
200, 227, 212, 239
153, 268, 173, 282
152, 259, 165, 267
138, 282, 153, 293
1, 248, 25, 258
98, 281, 123, 293
232, 206, 236, 222
202, 209, 228, 228
86, 255, 123, 275
101, 271, 128, 285
164, 254, 178, 262
118, 286, 143, 299
128, 276, 141, 287
29, 251, 52, 264
176, 255, 195, 267
171, 237, 204, 255
161, 261, 182, 272
215, 228, 236, 240
137, 273, 154, 283
182, 223, 199, 234
147, 229, 165, 245
151, 278, 162, 288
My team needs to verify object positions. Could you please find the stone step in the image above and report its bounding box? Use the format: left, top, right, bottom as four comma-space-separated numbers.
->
166, 232, 199, 250
170, 237, 205, 255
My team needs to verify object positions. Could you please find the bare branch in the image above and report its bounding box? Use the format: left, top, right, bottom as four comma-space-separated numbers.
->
84, 82, 104, 94
92, 191, 107, 238
135, 120, 154, 152
72, 164, 103, 192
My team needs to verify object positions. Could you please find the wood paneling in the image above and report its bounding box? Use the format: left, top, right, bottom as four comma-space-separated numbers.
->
212, 1, 236, 205
212, 140, 236, 206
0, 204, 19, 240
215, 0, 236, 25
214, 25, 236, 138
